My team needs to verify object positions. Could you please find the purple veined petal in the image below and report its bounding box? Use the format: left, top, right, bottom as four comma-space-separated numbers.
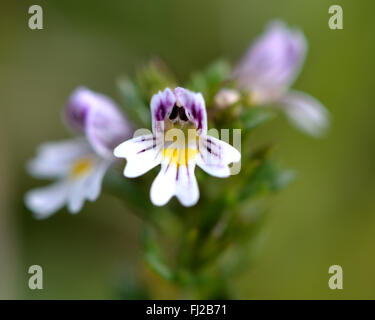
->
233, 20, 307, 104
278, 90, 330, 137
196, 135, 241, 177
150, 87, 208, 134
114, 134, 163, 178
151, 88, 176, 133
174, 87, 207, 133
147, 146, 200, 207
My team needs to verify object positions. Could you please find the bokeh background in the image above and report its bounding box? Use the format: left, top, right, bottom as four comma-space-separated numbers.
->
1, 0, 374, 299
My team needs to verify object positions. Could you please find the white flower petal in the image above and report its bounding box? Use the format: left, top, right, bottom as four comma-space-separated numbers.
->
208, 136, 241, 164
196, 155, 230, 177
175, 163, 199, 207
24, 181, 70, 219
114, 135, 162, 178
279, 90, 330, 137
150, 160, 177, 206
196, 135, 241, 177
27, 139, 91, 179
84, 159, 111, 201
65, 155, 108, 213
114, 134, 154, 158
67, 177, 88, 214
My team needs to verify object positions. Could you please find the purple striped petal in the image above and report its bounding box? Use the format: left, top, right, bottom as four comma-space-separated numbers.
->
150, 88, 176, 134
174, 87, 207, 133
150, 87, 207, 134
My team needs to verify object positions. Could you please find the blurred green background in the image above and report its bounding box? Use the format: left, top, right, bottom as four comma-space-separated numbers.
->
1, 0, 374, 299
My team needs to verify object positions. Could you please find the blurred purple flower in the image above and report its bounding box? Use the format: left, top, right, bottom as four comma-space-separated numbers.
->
65, 87, 132, 158
25, 88, 132, 218
233, 21, 329, 137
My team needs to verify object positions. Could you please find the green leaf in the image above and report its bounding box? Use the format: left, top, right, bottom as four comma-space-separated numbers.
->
117, 76, 150, 127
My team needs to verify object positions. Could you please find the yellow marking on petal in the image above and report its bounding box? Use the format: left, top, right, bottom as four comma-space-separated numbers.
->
70, 157, 93, 178
162, 148, 198, 167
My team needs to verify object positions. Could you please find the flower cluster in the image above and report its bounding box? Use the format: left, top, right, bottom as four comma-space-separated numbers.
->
25, 88, 132, 218
25, 20, 329, 222
24, 20, 330, 299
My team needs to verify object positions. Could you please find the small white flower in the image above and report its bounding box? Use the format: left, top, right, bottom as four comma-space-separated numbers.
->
114, 87, 241, 207
25, 139, 111, 218
25, 88, 132, 218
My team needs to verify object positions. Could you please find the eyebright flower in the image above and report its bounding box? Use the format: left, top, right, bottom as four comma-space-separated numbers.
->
25, 87, 132, 218
232, 20, 329, 137
114, 87, 241, 207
